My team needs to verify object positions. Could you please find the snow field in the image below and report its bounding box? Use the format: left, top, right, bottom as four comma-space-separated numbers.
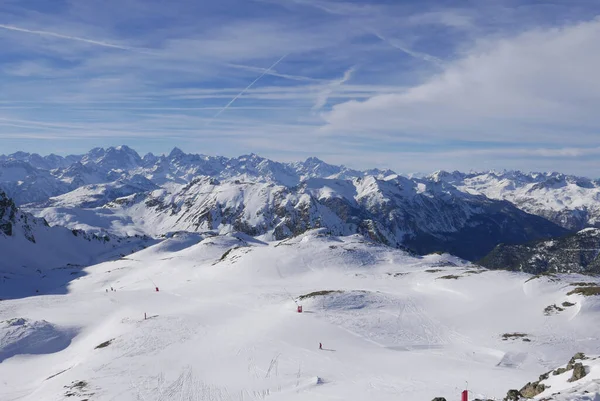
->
0, 231, 599, 400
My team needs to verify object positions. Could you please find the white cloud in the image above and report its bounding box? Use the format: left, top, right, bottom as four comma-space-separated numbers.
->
321, 17, 600, 146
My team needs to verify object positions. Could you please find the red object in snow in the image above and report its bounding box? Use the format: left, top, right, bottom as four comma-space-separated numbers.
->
155, 287, 159, 292
297, 305, 302, 313
462, 390, 468, 401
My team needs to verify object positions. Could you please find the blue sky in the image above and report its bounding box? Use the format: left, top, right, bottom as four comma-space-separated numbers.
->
1, 0, 600, 175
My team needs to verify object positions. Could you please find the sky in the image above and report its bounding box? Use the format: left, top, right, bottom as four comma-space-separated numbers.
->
1, 0, 600, 175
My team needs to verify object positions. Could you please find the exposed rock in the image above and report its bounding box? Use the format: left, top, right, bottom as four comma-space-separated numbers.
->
431, 398, 447, 401
520, 381, 546, 398
502, 333, 529, 341
479, 229, 600, 274
567, 286, 600, 297
504, 389, 522, 400
544, 304, 564, 315
553, 367, 568, 376
569, 352, 588, 365
568, 362, 588, 382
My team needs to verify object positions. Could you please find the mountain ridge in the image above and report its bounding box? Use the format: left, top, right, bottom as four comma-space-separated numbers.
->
3, 145, 598, 262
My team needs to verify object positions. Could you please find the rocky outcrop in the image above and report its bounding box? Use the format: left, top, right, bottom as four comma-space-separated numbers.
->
568, 362, 588, 382
503, 389, 522, 400
519, 381, 546, 398
499, 353, 593, 400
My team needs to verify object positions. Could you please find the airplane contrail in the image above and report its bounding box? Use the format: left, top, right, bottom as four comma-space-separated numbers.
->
0, 24, 156, 54
208, 53, 289, 124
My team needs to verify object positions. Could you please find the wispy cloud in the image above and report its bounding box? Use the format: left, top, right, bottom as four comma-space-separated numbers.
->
370, 31, 444, 66
313, 67, 355, 110
322, 17, 600, 147
208, 54, 289, 123
0, 23, 156, 54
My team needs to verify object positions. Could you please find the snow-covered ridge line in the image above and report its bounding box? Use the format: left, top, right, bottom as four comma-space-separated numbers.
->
31, 173, 570, 261
2, 146, 599, 232
0, 145, 395, 205
429, 170, 600, 230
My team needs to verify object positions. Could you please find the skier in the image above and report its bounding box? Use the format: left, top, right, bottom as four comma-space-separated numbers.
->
155, 287, 159, 292
319, 342, 322, 350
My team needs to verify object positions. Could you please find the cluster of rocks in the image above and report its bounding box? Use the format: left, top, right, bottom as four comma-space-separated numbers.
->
431, 353, 590, 401
503, 353, 589, 400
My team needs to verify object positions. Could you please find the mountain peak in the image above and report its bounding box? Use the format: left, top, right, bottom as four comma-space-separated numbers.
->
304, 156, 325, 165
169, 147, 186, 158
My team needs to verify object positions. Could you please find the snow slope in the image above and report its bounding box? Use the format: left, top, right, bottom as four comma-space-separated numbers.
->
430, 170, 600, 230
0, 191, 155, 299
0, 230, 598, 400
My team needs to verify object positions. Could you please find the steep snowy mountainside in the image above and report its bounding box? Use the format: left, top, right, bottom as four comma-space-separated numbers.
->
430, 170, 600, 231
479, 227, 600, 274
0, 160, 71, 205
1, 230, 598, 400
31, 175, 159, 209
80, 145, 142, 171
0, 191, 154, 298
74, 174, 567, 260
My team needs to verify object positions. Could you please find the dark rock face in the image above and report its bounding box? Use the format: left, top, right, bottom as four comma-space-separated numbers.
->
479, 229, 600, 274
519, 381, 546, 398
0, 190, 38, 242
0, 191, 19, 238
431, 398, 447, 401
568, 362, 588, 382
504, 389, 522, 400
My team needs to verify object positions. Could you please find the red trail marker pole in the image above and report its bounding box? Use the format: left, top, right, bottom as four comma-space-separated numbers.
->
462, 390, 468, 401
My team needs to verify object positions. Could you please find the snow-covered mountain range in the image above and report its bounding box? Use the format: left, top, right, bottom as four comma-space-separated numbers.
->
430, 170, 600, 230
4, 146, 597, 261
0, 146, 393, 206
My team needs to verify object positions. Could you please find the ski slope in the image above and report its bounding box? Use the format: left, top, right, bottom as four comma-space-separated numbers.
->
1, 230, 599, 400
